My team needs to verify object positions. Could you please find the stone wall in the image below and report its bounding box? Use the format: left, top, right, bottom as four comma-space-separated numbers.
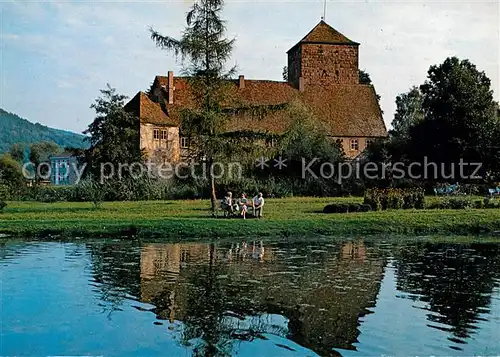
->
301, 44, 359, 86
288, 43, 359, 89
140, 124, 180, 164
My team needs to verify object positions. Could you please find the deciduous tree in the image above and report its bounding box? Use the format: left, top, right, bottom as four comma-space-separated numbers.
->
29, 141, 62, 183
390, 86, 424, 140
409, 57, 499, 180
85, 85, 142, 180
9, 143, 25, 163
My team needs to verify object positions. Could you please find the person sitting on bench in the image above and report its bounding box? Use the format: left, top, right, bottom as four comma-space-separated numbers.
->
253, 192, 265, 218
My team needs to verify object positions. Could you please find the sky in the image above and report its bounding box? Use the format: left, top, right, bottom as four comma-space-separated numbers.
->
0, 0, 499, 134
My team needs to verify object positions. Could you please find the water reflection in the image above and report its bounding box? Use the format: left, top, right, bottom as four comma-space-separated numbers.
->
1, 239, 499, 356
393, 243, 500, 348
87, 240, 387, 356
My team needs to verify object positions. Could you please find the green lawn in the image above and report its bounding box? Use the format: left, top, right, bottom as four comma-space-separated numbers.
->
1, 197, 500, 239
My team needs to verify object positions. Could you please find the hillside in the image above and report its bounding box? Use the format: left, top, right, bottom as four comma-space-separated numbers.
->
0, 108, 88, 153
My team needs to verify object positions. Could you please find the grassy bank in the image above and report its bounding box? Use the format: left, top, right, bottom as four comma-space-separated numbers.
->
1, 197, 500, 239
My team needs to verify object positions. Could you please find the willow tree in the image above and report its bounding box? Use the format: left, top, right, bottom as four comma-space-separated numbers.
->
150, 0, 235, 211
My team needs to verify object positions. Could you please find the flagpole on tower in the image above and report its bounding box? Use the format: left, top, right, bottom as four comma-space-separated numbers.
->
322, 0, 327, 21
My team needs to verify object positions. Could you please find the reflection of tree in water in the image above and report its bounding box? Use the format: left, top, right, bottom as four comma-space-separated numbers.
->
394, 243, 500, 342
87, 241, 142, 316
86, 240, 387, 356
167, 241, 386, 356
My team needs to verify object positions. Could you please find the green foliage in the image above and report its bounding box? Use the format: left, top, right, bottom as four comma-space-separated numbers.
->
0, 108, 87, 154
0, 154, 25, 185
368, 57, 500, 185
10, 143, 26, 162
411, 57, 499, 178
29, 141, 62, 182
428, 197, 472, 210
0, 183, 8, 212
323, 202, 372, 214
483, 197, 500, 209
85, 85, 142, 179
364, 188, 425, 211
0, 153, 26, 198
474, 200, 484, 209
150, 0, 236, 210
359, 70, 372, 85
390, 86, 424, 140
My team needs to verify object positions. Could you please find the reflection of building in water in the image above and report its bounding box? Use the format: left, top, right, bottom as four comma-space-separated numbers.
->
140, 243, 211, 322
260, 241, 384, 355
140, 242, 272, 322
138, 241, 384, 357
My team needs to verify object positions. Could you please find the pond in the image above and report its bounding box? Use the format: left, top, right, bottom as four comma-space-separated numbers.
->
1, 238, 499, 356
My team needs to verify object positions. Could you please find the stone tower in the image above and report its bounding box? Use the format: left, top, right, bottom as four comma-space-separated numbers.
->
287, 20, 360, 90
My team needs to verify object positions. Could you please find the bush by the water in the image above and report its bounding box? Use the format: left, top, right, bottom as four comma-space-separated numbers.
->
323, 202, 372, 214
426, 197, 500, 210
19, 176, 304, 203
363, 188, 425, 211
428, 197, 474, 210
0, 183, 8, 212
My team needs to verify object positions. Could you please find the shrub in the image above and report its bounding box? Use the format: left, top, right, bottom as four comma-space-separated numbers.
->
364, 188, 425, 211
360, 204, 372, 212
0, 184, 10, 201
474, 200, 484, 209
448, 198, 471, 209
483, 198, 500, 209
429, 197, 472, 210
323, 202, 365, 213
0, 200, 6, 212
348, 203, 361, 213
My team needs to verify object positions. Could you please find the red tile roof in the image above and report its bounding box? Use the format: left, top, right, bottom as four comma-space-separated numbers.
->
124, 91, 178, 126
288, 20, 359, 52
150, 77, 386, 138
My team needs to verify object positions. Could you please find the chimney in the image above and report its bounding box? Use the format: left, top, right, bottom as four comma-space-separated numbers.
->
168, 71, 174, 104
298, 76, 304, 92
238, 75, 245, 89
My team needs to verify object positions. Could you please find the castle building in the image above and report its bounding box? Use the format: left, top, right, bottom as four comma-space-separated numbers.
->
125, 21, 387, 161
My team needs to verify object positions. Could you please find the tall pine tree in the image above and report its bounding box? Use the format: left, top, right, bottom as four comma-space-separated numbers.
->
150, 0, 236, 211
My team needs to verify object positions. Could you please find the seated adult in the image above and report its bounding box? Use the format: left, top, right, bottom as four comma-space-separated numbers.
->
253, 192, 265, 218
222, 192, 234, 216
238, 193, 249, 219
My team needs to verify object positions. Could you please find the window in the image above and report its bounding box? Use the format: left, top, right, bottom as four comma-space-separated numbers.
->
350, 139, 359, 151
366, 139, 373, 148
161, 130, 168, 140
270, 138, 277, 147
153, 129, 159, 140
180, 137, 189, 149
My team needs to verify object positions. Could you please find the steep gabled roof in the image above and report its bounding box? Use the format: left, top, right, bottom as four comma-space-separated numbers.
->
224, 84, 386, 137
151, 77, 386, 138
288, 20, 359, 52
124, 92, 178, 126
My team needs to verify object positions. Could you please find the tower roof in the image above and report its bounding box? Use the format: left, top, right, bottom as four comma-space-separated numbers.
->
288, 20, 359, 52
